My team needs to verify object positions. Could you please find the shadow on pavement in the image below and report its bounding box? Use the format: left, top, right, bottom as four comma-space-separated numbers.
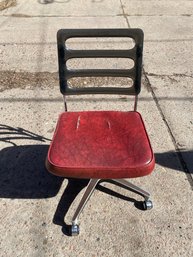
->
1, 125, 192, 235
155, 150, 193, 174
54, 150, 193, 235
53, 179, 140, 236
0, 124, 140, 236
53, 178, 89, 235
0, 124, 51, 146
0, 144, 64, 198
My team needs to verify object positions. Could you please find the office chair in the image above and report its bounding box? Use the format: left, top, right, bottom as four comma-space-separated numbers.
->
46, 29, 155, 236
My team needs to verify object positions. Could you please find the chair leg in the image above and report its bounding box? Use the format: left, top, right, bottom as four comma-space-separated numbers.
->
70, 178, 153, 236
71, 178, 100, 236
112, 179, 150, 200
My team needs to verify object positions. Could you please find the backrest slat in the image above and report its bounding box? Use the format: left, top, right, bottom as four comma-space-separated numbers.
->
66, 69, 135, 79
66, 49, 136, 59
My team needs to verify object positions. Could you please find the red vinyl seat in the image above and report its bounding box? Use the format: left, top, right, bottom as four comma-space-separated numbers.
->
46, 29, 155, 236
46, 111, 154, 179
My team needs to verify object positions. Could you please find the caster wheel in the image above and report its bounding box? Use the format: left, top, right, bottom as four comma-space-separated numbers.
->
143, 200, 153, 210
71, 224, 80, 236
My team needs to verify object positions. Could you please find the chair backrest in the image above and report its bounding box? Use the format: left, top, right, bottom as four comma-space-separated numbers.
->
57, 28, 144, 96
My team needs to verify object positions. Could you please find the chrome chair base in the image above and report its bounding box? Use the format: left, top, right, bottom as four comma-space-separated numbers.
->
70, 178, 153, 236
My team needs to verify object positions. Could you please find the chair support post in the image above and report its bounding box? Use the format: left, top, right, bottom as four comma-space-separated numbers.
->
72, 178, 150, 225
134, 95, 138, 111
72, 179, 100, 225
70, 178, 152, 235
63, 95, 67, 111
113, 179, 150, 200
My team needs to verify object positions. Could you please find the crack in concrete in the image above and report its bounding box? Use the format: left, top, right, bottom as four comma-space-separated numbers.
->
119, 0, 130, 28
1, 14, 192, 18
0, 0, 16, 11
145, 39, 193, 43
122, 14, 192, 17
146, 72, 193, 79
143, 69, 193, 190
11, 13, 32, 17
1, 14, 118, 18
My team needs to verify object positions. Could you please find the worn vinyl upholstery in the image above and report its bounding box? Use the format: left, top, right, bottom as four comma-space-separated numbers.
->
46, 111, 155, 179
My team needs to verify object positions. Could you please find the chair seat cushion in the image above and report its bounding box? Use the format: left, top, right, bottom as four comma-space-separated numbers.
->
46, 111, 155, 179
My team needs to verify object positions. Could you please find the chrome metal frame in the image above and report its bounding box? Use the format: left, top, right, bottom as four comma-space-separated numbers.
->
72, 179, 99, 225
71, 178, 150, 226
134, 95, 138, 111
63, 95, 68, 111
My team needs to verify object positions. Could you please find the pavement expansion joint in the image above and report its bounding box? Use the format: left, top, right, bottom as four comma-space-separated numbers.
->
143, 70, 193, 190
119, 0, 130, 28
146, 72, 193, 79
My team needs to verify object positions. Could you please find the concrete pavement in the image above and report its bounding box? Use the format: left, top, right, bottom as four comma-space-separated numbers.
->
0, 1, 193, 256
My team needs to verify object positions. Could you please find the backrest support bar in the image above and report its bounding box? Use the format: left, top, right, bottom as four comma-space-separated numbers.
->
57, 29, 144, 95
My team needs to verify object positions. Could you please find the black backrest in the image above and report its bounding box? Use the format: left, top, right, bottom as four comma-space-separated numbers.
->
57, 29, 144, 95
